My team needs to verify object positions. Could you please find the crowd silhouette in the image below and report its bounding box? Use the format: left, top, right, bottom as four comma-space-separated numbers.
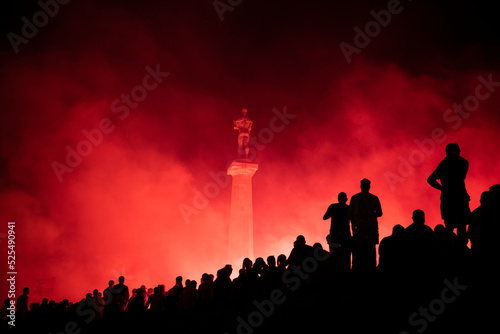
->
2, 143, 499, 334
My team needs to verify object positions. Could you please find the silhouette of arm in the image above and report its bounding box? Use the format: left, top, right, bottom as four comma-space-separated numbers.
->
427, 169, 443, 191
323, 205, 332, 220
374, 197, 382, 218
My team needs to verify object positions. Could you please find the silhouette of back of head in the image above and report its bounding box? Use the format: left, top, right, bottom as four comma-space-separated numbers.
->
412, 209, 425, 224
360, 178, 371, 192
296, 235, 306, 246
338, 192, 347, 204
445, 143, 461, 157
392, 224, 405, 237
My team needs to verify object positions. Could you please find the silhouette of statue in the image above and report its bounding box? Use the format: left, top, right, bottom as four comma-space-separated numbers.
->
427, 143, 471, 245
233, 108, 253, 160
323, 192, 352, 272
349, 178, 382, 273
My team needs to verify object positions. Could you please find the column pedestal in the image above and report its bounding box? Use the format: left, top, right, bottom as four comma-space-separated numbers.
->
227, 160, 258, 264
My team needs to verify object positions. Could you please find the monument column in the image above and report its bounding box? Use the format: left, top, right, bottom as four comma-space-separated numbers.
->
228, 109, 258, 262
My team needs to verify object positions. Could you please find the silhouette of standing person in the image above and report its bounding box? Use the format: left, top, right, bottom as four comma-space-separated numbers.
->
113, 276, 130, 312
323, 192, 352, 272
427, 143, 471, 246
16, 287, 29, 321
349, 178, 382, 273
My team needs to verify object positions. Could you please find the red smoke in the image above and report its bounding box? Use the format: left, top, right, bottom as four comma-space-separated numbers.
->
1, 0, 499, 303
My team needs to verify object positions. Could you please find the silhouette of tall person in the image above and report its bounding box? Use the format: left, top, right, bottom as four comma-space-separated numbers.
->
323, 192, 352, 272
349, 178, 382, 273
427, 143, 470, 246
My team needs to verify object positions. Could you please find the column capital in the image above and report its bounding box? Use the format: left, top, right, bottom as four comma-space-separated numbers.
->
227, 161, 258, 177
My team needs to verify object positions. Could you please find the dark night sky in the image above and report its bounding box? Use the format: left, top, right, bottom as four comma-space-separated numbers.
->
0, 0, 499, 301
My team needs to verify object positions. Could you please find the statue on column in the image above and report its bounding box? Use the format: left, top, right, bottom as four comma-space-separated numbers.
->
233, 108, 253, 160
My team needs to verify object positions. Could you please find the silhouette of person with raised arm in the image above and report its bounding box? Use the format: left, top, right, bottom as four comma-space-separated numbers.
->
427, 143, 471, 246
349, 178, 382, 273
323, 192, 352, 272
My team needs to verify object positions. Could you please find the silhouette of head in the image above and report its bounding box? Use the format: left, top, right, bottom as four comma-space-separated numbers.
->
176, 276, 183, 285
313, 242, 324, 253
392, 224, 405, 237
445, 143, 461, 157
118, 276, 125, 284
434, 224, 446, 237
242, 258, 253, 271
412, 209, 425, 225
108, 280, 114, 288
338, 192, 347, 204
267, 255, 276, 267
277, 254, 287, 266
23, 287, 29, 294
217, 268, 227, 279
254, 257, 266, 269
479, 191, 490, 206
489, 184, 500, 201
225, 264, 233, 278
360, 178, 371, 192
296, 235, 306, 246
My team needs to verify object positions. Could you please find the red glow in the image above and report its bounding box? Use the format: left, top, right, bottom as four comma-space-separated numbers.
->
1, 1, 499, 305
